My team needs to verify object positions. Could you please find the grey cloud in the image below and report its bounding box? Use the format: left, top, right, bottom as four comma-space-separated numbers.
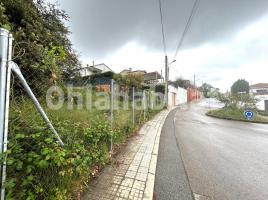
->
54, 0, 268, 59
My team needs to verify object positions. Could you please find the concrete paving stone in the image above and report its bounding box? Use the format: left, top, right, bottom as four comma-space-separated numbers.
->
82, 110, 170, 200
129, 188, 144, 199
128, 164, 139, 172
112, 176, 124, 185
136, 172, 147, 182
108, 185, 119, 193
131, 160, 141, 166
130, 158, 140, 164
134, 153, 143, 158
138, 147, 146, 153
113, 197, 126, 200
143, 154, 151, 159
120, 178, 134, 188
140, 161, 150, 168
116, 186, 131, 198
138, 166, 149, 174
125, 170, 137, 179
115, 168, 127, 177
133, 180, 146, 190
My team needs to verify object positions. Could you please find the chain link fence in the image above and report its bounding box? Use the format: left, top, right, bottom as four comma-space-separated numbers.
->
0, 28, 165, 199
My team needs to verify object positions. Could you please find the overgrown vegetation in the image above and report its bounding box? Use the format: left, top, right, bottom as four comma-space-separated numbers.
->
231, 79, 249, 94
5, 90, 161, 199
0, 0, 80, 93
113, 73, 144, 89
217, 93, 257, 109
170, 77, 192, 89
0, 1, 163, 199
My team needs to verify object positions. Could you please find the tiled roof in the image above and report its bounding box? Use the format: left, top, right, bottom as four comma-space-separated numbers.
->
250, 83, 268, 89
144, 72, 163, 81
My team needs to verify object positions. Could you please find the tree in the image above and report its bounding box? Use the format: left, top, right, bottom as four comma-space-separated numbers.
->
0, 0, 80, 93
231, 79, 249, 94
171, 77, 192, 89
200, 83, 212, 98
114, 73, 144, 89
217, 93, 257, 109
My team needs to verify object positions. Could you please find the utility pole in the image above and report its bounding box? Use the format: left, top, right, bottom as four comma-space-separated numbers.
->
165, 55, 168, 108
194, 74, 196, 100
194, 74, 196, 88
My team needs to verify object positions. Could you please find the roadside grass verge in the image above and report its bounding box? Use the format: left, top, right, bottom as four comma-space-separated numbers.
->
257, 110, 268, 117
206, 107, 268, 124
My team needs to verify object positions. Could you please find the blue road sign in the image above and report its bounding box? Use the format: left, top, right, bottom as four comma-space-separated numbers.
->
244, 110, 254, 120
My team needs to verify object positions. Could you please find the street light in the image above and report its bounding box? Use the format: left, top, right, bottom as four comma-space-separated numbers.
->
168, 59, 176, 66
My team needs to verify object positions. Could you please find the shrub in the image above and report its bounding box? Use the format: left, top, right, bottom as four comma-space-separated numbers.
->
2, 106, 160, 199
3, 119, 114, 200
217, 93, 257, 110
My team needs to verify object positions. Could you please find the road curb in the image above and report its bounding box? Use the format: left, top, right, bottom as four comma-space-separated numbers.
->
206, 112, 268, 124
143, 108, 176, 200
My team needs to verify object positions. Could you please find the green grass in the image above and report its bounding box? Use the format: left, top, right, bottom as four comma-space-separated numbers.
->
206, 107, 268, 123
257, 110, 268, 117
6, 92, 163, 199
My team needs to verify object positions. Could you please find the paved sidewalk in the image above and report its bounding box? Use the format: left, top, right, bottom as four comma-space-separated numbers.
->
82, 110, 169, 200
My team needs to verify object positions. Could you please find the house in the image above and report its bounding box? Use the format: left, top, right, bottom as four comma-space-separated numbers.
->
168, 85, 178, 107
120, 69, 163, 86
78, 63, 112, 77
250, 83, 268, 95
168, 85, 198, 107
143, 71, 164, 85
250, 83, 268, 111
120, 68, 147, 76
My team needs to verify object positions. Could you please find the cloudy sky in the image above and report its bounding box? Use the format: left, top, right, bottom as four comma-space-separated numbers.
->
48, 0, 268, 91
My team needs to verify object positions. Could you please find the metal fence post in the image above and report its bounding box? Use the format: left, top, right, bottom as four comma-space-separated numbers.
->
0, 28, 9, 157
132, 87, 135, 126
0, 28, 12, 200
2, 30, 12, 200
150, 91, 154, 110
110, 79, 114, 151
143, 90, 146, 121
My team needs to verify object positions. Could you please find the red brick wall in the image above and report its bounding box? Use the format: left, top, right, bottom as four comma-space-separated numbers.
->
187, 88, 202, 102
96, 84, 110, 92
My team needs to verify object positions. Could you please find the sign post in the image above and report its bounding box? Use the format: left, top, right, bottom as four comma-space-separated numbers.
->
244, 110, 254, 120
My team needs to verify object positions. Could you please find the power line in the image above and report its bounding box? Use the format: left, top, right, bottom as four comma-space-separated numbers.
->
172, 0, 200, 60
158, 0, 167, 55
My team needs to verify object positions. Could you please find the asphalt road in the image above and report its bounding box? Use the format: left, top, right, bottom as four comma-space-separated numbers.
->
154, 108, 194, 200
173, 101, 268, 200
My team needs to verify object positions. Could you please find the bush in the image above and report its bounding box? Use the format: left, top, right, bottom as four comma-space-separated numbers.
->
4, 120, 113, 200
155, 84, 165, 94
3, 105, 161, 199
217, 93, 257, 110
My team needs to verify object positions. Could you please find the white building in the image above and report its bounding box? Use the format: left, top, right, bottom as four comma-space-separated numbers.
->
168, 85, 188, 107
250, 83, 268, 111
78, 63, 112, 77
176, 87, 187, 104
250, 83, 268, 95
